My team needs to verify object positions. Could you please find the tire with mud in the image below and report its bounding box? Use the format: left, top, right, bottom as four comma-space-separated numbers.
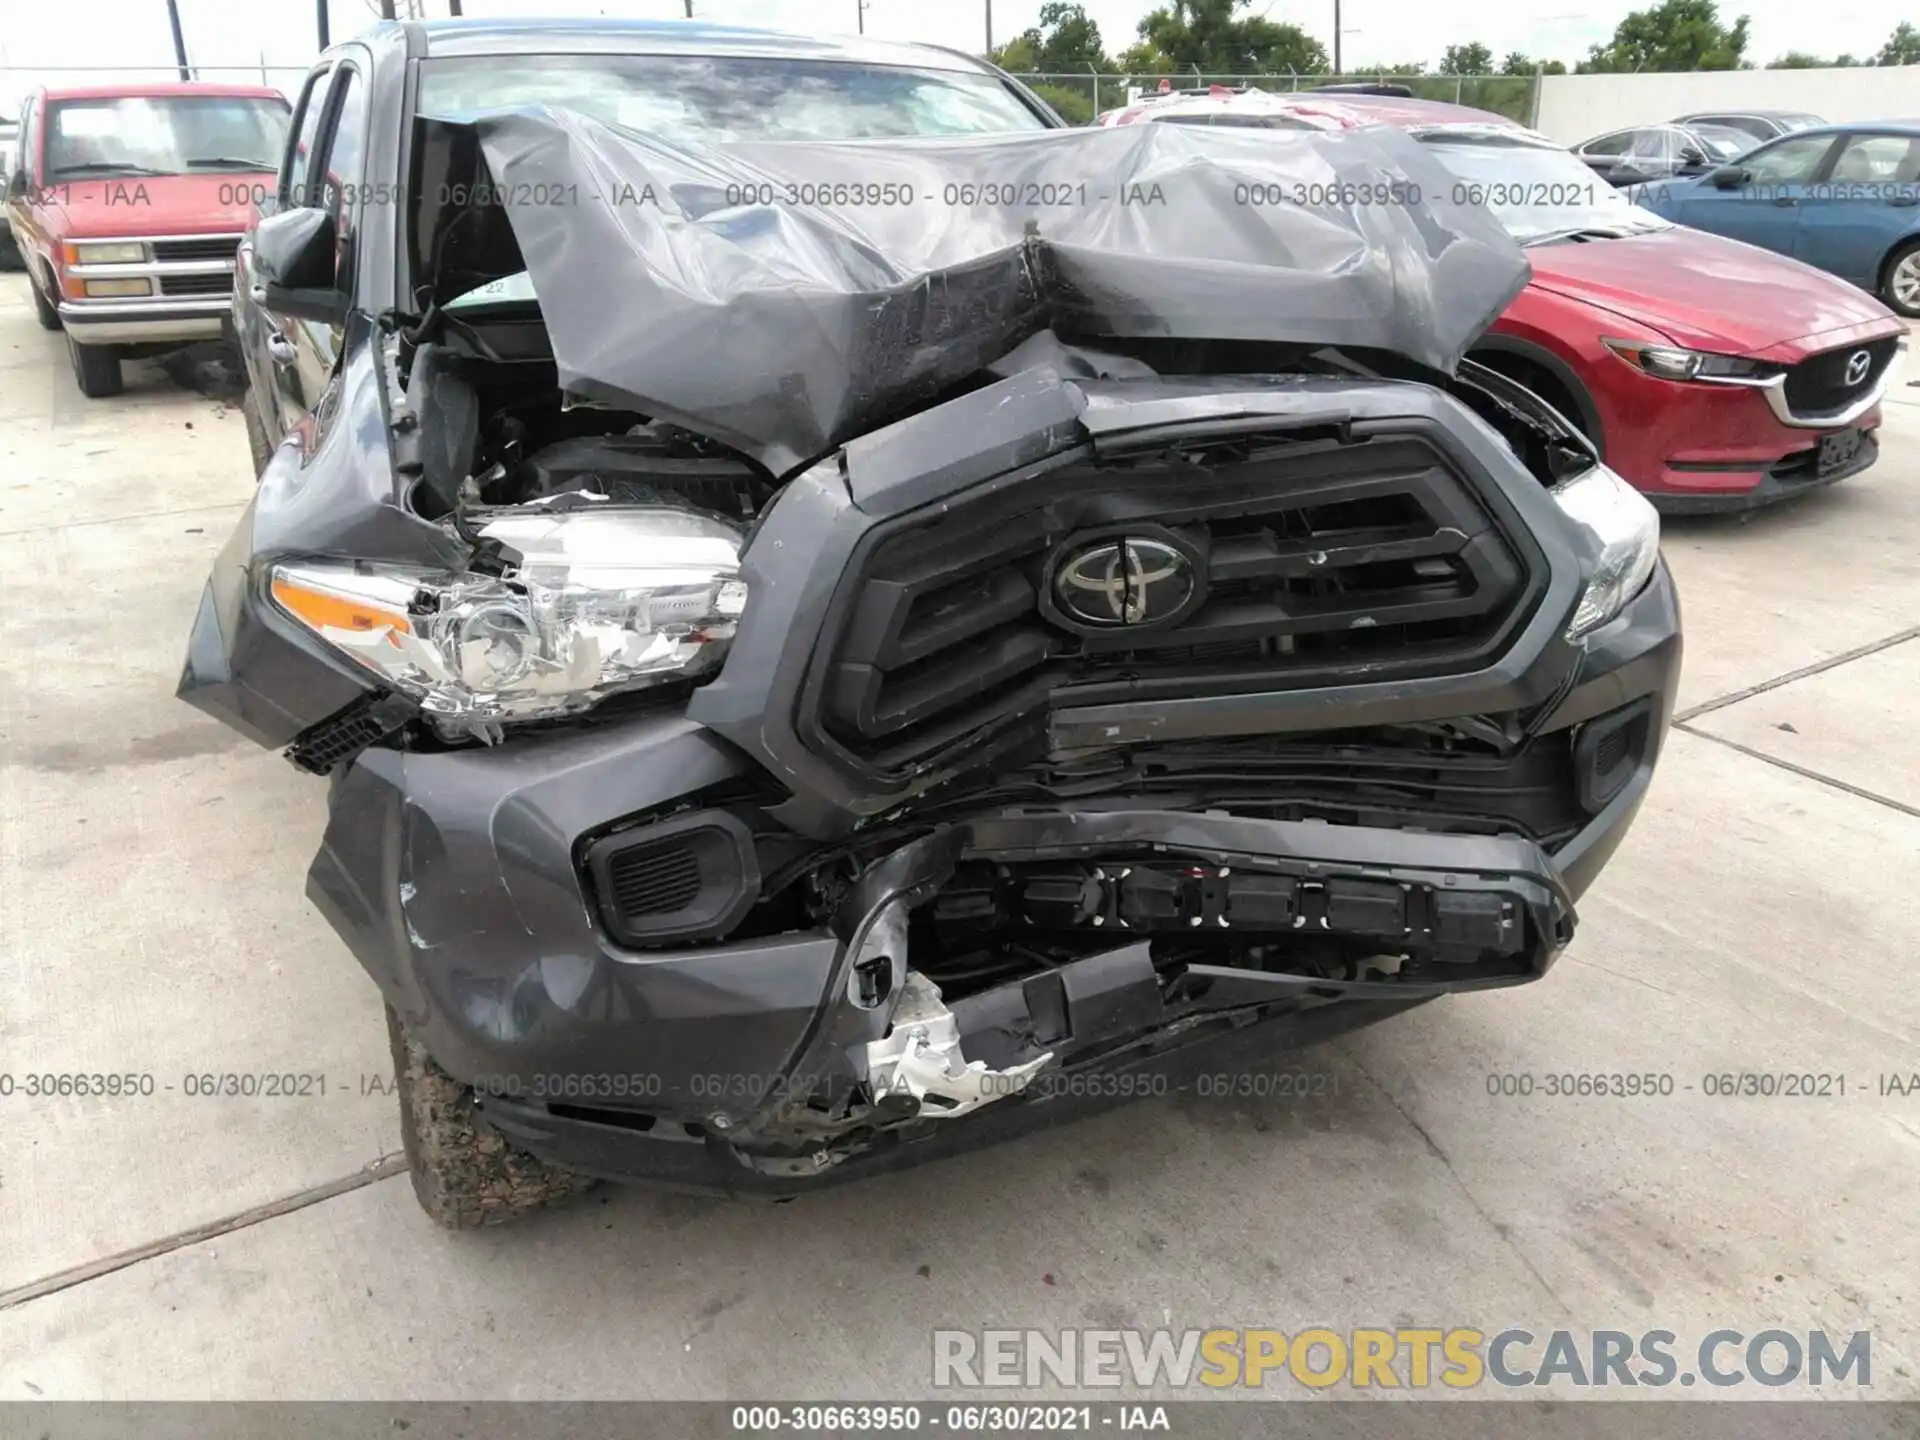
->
31, 265, 62, 330
385, 1005, 599, 1228
68, 335, 123, 397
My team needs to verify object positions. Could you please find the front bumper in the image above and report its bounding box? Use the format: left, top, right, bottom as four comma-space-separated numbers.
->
302, 562, 1681, 1194
1599, 338, 1902, 509
59, 297, 231, 345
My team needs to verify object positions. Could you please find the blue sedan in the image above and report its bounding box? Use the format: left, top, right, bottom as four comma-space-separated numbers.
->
1630, 122, 1920, 317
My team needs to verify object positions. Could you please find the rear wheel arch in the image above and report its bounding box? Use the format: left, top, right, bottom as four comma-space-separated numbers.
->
1466, 339, 1605, 458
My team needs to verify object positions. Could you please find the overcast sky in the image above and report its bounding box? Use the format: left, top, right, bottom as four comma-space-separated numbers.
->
3, 0, 1915, 94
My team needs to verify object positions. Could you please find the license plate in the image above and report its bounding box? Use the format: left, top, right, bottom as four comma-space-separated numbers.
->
1817, 429, 1865, 476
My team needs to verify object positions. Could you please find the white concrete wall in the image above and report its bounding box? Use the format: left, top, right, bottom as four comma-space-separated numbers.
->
1532, 66, 1920, 144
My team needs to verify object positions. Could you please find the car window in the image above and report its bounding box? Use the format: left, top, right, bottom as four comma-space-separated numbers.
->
317, 65, 369, 286
418, 54, 1047, 142
1420, 130, 1672, 243
1582, 131, 1633, 157
1690, 126, 1750, 160
284, 66, 334, 207
15, 96, 35, 180
1829, 133, 1920, 183
1741, 132, 1835, 184
43, 94, 288, 181
1629, 128, 1671, 161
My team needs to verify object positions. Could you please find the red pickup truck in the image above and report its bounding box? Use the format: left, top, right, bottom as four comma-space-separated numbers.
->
4, 82, 291, 396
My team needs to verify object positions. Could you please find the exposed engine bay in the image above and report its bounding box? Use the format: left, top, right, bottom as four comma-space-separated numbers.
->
185, 105, 1674, 1186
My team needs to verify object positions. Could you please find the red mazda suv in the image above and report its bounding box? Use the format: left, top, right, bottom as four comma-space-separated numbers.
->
1102, 89, 1909, 512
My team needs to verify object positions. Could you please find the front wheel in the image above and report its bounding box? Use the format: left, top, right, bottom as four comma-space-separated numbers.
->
1882, 240, 1920, 319
67, 335, 123, 397
385, 1006, 598, 1229
31, 266, 62, 330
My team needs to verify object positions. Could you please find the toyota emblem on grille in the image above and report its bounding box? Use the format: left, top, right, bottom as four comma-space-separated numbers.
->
1843, 349, 1873, 388
1053, 538, 1196, 627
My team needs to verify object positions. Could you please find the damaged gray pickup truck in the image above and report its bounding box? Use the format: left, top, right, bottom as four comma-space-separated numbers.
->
179, 22, 1680, 1226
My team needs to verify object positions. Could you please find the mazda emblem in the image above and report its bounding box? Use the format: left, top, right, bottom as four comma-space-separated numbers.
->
1053, 538, 1196, 627
1843, 349, 1872, 388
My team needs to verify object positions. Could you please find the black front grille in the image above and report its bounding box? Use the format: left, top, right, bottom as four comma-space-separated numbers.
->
152, 236, 240, 263
1783, 336, 1900, 415
805, 432, 1540, 778
159, 271, 234, 297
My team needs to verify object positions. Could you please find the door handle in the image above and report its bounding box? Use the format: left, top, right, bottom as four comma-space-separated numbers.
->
1887, 194, 1920, 207
265, 331, 296, 366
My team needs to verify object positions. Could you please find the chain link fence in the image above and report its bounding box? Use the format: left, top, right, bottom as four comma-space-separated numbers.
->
1010, 72, 1541, 128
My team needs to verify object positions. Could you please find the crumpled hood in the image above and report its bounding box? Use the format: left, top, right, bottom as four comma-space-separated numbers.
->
428, 108, 1529, 475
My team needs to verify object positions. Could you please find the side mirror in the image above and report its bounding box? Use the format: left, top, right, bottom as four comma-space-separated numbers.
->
1677, 147, 1708, 170
252, 205, 346, 325
4, 168, 26, 201
1710, 165, 1749, 189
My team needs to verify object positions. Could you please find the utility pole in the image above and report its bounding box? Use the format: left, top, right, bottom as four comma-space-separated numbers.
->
164, 0, 191, 80
985, 0, 993, 53
378, 0, 395, 17
684, 0, 694, 15
317, 0, 330, 48
449, 0, 462, 14
1332, 0, 1341, 75
857, 0, 868, 33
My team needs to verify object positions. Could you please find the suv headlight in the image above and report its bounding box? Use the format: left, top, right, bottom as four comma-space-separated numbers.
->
1550, 464, 1659, 640
1601, 337, 1773, 382
68, 240, 148, 265
268, 506, 747, 725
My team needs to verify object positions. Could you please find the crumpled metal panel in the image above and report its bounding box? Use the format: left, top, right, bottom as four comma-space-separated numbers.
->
458, 108, 1529, 474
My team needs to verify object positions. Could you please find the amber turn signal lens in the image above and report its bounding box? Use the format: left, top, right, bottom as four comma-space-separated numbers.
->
270, 575, 412, 637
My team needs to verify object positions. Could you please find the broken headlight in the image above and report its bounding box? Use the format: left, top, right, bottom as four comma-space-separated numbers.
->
268, 506, 747, 726
1550, 463, 1659, 641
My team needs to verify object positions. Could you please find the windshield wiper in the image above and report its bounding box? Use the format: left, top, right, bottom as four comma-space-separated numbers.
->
50, 162, 172, 178
186, 157, 277, 170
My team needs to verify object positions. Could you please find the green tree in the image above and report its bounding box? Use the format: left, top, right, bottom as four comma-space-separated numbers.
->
1438, 42, 1494, 74
1129, 0, 1330, 75
987, 34, 1040, 71
1500, 52, 1568, 74
1029, 83, 1097, 122
1350, 59, 1428, 75
1877, 21, 1920, 64
1576, 0, 1751, 72
1768, 51, 1829, 67
1021, 3, 1115, 73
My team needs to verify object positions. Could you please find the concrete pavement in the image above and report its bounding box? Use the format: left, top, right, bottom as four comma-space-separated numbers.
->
1, 276, 1916, 1400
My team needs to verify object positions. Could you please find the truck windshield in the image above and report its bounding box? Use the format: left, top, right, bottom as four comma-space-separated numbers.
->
427, 52, 1051, 311
44, 95, 290, 180
417, 54, 1049, 142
